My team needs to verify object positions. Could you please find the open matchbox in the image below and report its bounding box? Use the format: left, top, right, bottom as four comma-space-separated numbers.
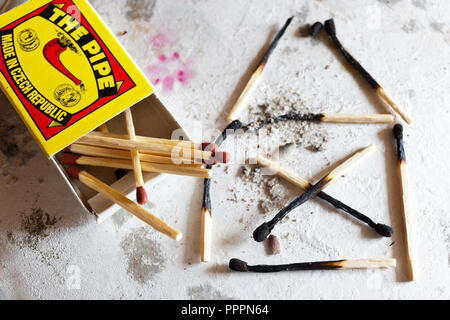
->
0, 0, 188, 223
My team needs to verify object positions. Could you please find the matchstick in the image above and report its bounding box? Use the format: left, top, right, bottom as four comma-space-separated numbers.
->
64, 144, 203, 167
242, 113, 394, 131
201, 120, 244, 263
394, 124, 415, 281
58, 153, 212, 179
253, 145, 376, 242
66, 165, 182, 241
76, 134, 229, 164
227, 16, 294, 122
324, 19, 412, 124
229, 258, 396, 273
88, 131, 218, 152
124, 109, 148, 205
257, 155, 393, 237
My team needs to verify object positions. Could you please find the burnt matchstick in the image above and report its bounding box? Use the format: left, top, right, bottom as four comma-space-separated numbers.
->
66, 165, 182, 240
227, 16, 294, 122
124, 109, 148, 205
309, 21, 324, 37
229, 258, 396, 273
242, 112, 393, 131
323, 19, 412, 124
257, 156, 393, 237
393, 124, 415, 281
253, 145, 375, 242
201, 120, 244, 262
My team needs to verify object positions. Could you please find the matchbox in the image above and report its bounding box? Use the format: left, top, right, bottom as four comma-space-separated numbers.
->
0, 0, 189, 221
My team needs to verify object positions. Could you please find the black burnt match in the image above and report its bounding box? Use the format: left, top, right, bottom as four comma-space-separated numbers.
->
253, 145, 375, 242
309, 21, 324, 37
393, 124, 415, 281
229, 258, 396, 273
227, 16, 294, 122
256, 156, 393, 237
323, 19, 412, 124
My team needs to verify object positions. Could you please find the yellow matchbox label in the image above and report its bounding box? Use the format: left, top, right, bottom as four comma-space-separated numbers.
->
0, 0, 153, 156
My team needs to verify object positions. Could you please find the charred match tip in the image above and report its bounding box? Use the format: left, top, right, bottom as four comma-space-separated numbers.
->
310, 21, 324, 37
375, 223, 394, 237
58, 152, 81, 165
227, 120, 244, 130
324, 19, 336, 37
202, 143, 219, 153
394, 124, 403, 140
229, 259, 248, 272
67, 165, 83, 180
136, 186, 148, 205
253, 222, 272, 242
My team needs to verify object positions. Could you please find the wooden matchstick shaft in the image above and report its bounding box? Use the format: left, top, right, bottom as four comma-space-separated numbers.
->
77, 134, 214, 162
394, 124, 415, 281
230, 258, 396, 273
321, 113, 394, 123
124, 109, 146, 202
227, 17, 293, 122
201, 121, 244, 263
253, 145, 375, 242
88, 131, 215, 151
256, 156, 393, 237
68, 166, 182, 241
324, 19, 412, 124
64, 155, 211, 178
67, 144, 202, 167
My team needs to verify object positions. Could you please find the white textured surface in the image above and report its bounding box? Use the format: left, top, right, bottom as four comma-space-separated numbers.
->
0, 0, 449, 300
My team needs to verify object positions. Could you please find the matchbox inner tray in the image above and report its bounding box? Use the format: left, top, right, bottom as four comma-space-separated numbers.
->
0, 0, 188, 222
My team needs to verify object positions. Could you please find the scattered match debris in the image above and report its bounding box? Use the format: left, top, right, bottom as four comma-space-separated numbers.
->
267, 235, 281, 255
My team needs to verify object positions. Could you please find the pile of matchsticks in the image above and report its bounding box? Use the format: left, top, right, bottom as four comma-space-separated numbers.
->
199, 17, 415, 279
58, 109, 230, 241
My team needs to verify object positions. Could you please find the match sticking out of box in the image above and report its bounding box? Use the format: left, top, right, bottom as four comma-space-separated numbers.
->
0, 0, 192, 225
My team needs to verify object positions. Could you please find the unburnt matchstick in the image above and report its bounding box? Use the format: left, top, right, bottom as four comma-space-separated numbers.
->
227, 16, 294, 122
124, 109, 148, 205
76, 134, 229, 165
229, 258, 396, 273
58, 153, 212, 179
257, 156, 393, 237
253, 145, 375, 242
323, 19, 412, 124
66, 165, 182, 241
88, 131, 219, 153
394, 124, 415, 281
64, 144, 203, 167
